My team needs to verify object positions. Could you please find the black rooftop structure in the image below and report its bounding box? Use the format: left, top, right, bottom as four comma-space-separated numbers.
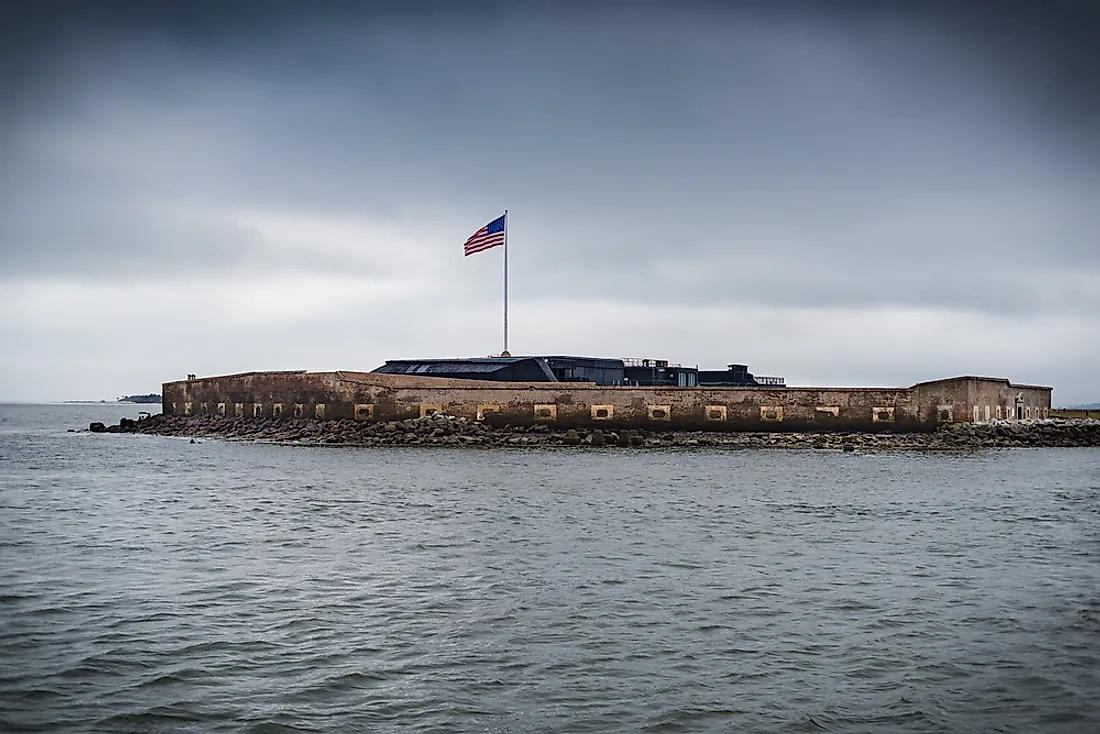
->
697, 364, 786, 387
541, 356, 625, 384
622, 358, 698, 387
372, 356, 784, 387
373, 357, 556, 383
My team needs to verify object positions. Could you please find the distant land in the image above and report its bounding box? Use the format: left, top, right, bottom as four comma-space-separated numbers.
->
119, 394, 162, 404
63, 394, 162, 404
1065, 403, 1100, 410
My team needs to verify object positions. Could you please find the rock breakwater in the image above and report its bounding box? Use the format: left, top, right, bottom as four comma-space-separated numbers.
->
90, 413, 1100, 449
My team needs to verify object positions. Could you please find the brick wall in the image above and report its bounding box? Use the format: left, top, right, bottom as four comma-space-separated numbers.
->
163, 371, 1052, 433
911, 376, 1052, 425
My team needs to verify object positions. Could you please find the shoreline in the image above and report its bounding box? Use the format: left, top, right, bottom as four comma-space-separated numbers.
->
89, 413, 1100, 450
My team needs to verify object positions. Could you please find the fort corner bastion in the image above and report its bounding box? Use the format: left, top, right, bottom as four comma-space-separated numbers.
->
160, 371, 1052, 433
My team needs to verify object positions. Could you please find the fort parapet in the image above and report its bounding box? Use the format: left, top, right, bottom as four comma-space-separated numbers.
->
161, 371, 1052, 433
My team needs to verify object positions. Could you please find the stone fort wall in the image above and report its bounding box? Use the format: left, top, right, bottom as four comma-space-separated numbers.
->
161, 371, 1052, 433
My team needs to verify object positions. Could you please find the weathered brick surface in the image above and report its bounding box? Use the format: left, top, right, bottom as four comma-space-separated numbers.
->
162, 371, 1052, 433
910, 376, 1052, 425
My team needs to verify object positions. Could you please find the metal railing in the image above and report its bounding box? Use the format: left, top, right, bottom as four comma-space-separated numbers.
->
623, 358, 677, 368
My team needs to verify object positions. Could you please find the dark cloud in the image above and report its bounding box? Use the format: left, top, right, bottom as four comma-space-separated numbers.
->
4, 2, 1098, 107
3, 2, 1097, 260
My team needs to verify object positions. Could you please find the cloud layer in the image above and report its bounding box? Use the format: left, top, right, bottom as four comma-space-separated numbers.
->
1, 1, 1097, 403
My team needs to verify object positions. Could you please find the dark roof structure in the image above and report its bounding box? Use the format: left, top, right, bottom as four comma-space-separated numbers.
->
540, 356, 625, 384
373, 357, 557, 383
373, 355, 784, 387
698, 364, 785, 387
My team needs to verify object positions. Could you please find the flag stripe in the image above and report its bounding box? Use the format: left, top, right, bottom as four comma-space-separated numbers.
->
463, 237, 504, 255
463, 214, 506, 256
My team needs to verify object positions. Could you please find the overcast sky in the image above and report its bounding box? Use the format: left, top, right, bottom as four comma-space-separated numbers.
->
2, 1, 1097, 404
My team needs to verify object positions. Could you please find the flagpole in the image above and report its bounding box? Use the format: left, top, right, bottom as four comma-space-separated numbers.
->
502, 210, 509, 356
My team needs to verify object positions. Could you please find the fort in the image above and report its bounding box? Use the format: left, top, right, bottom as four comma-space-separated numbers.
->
160, 360, 1052, 433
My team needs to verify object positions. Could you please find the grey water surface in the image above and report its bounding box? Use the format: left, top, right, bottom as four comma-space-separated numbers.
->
1, 403, 1099, 733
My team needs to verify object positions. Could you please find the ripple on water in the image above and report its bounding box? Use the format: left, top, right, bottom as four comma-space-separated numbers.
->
1, 412, 1099, 732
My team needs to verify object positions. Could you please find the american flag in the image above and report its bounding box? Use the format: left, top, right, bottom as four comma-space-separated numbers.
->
463, 214, 506, 256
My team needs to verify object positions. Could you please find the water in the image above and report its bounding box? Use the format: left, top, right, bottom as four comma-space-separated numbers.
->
2, 403, 1099, 733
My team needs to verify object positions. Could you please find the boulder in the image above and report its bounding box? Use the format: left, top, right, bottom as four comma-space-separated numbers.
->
89, 422, 107, 432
